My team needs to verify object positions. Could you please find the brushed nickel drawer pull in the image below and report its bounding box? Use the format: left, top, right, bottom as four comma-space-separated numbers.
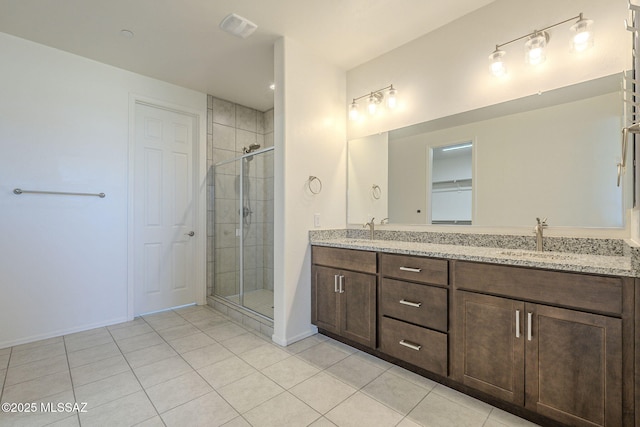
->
334, 275, 339, 293
515, 310, 520, 338
339, 275, 345, 294
399, 266, 422, 273
399, 340, 422, 351
399, 299, 422, 308
527, 312, 533, 341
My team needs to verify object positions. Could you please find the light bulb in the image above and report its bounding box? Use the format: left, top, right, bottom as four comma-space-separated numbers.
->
387, 86, 397, 109
349, 101, 359, 121
368, 93, 378, 115
489, 48, 507, 77
525, 32, 548, 66
571, 16, 594, 52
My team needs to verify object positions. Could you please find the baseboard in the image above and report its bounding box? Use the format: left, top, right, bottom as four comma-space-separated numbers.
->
272, 325, 318, 347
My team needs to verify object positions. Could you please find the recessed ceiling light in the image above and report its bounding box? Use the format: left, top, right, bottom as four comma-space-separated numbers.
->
120, 29, 134, 39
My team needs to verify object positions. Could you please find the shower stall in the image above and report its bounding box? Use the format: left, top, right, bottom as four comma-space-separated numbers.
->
211, 144, 274, 319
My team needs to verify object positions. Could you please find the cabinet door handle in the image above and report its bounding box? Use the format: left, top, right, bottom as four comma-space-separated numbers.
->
399, 340, 422, 351
399, 266, 422, 273
339, 275, 345, 294
527, 312, 533, 341
334, 275, 338, 293
515, 310, 520, 338
399, 299, 422, 308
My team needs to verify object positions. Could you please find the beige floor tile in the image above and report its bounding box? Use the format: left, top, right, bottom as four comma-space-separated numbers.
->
143, 312, 189, 331
387, 365, 438, 391
0, 347, 10, 356
222, 416, 252, 426
172, 304, 207, 315
12, 336, 63, 353
109, 323, 154, 341
116, 331, 165, 354
354, 350, 394, 370
161, 391, 238, 427
64, 330, 113, 353
221, 333, 270, 355
261, 355, 320, 389
4, 354, 68, 386
431, 383, 493, 416
168, 332, 217, 354
239, 343, 289, 370
179, 307, 224, 323
217, 372, 284, 413
145, 371, 213, 413
326, 392, 403, 427
156, 323, 200, 341
0, 389, 76, 427
396, 417, 422, 427
290, 372, 357, 414
133, 415, 166, 427
326, 353, 385, 389
362, 371, 429, 415
487, 408, 541, 426
0, 354, 8, 370
243, 392, 320, 427
48, 415, 81, 426
296, 342, 350, 369
198, 356, 257, 389
70, 354, 130, 387
67, 342, 121, 368
407, 392, 488, 427
9, 341, 66, 367
1, 370, 72, 403
133, 355, 194, 388
107, 318, 147, 330
308, 417, 337, 427
181, 342, 233, 369
74, 371, 141, 409
322, 338, 357, 355
124, 343, 177, 368
79, 390, 157, 426
203, 322, 248, 341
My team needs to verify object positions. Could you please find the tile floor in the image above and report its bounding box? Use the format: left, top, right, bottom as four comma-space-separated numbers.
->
0, 305, 539, 427
225, 289, 274, 319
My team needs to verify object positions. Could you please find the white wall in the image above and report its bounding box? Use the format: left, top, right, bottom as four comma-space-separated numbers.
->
273, 37, 347, 345
347, 0, 630, 140
347, 133, 388, 224
0, 33, 206, 348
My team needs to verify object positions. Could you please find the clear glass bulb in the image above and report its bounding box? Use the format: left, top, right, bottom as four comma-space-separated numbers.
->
387, 87, 397, 109
571, 17, 594, 53
368, 94, 378, 115
525, 32, 547, 66
489, 48, 507, 77
348, 101, 359, 121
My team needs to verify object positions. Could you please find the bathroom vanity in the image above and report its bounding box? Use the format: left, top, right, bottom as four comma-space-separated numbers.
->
310, 234, 638, 427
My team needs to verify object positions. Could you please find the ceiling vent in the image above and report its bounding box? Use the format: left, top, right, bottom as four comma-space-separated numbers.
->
219, 13, 257, 39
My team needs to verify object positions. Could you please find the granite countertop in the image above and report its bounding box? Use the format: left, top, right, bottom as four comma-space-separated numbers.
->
310, 237, 635, 277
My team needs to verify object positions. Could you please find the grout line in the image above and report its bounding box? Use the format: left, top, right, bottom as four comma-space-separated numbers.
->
61, 335, 83, 427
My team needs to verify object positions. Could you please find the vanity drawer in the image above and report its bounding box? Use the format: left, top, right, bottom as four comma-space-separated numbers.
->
380, 316, 447, 376
454, 261, 623, 316
380, 253, 448, 286
380, 278, 447, 332
312, 246, 377, 274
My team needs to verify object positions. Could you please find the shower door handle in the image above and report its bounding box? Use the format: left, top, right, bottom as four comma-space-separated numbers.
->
185, 231, 195, 237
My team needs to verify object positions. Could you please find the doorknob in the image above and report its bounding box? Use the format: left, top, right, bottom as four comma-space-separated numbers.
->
185, 231, 195, 237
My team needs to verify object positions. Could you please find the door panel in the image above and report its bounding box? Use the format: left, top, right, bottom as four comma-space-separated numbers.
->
341, 270, 376, 348
526, 304, 622, 427
456, 291, 525, 405
311, 265, 340, 334
134, 103, 196, 314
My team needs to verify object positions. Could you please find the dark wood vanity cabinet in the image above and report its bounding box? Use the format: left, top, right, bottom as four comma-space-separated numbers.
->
453, 260, 632, 427
378, 253, 449, 376
311, 246, 377, 348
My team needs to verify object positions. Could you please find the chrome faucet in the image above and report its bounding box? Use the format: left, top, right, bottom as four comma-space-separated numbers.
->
364, 217, 375, 240
380, 218, 389, 225
533, 217, 548, 252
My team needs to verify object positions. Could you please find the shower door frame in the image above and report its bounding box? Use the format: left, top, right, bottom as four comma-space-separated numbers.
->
212, 145, 274, 319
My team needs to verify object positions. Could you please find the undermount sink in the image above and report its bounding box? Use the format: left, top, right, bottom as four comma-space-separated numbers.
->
496, 250, 576, 261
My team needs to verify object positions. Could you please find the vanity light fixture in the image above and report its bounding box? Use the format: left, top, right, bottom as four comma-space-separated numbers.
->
348, 85, 397, 121
490, 12, 594, 77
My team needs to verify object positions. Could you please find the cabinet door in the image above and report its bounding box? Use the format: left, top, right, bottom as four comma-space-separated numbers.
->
455, 291, 525, 405
311, 265, 340, 334
525, 304, 622, 427
341, 270, 377, 348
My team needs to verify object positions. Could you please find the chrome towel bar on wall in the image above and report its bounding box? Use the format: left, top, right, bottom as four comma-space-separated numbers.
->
13, 188, 106, 198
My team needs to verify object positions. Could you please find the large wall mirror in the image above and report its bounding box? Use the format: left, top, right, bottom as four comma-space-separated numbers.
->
347, 73, 631, 228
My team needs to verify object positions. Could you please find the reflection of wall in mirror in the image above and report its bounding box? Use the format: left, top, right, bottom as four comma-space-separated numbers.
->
431, 144, 473, 224
347, 133, 389, 224
388, 91, 623, 227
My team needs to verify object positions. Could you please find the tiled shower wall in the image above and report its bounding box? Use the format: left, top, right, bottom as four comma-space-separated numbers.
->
206, 96, 274, 300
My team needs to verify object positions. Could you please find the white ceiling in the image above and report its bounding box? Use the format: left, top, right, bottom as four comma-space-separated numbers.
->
0, 0, 495, 111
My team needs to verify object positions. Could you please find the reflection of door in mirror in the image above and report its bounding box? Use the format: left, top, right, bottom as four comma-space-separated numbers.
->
430, 142, 472, 225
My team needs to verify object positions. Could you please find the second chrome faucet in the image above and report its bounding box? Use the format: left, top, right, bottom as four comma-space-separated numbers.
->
534, 217, 548, 252
364, 217, 375, 240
